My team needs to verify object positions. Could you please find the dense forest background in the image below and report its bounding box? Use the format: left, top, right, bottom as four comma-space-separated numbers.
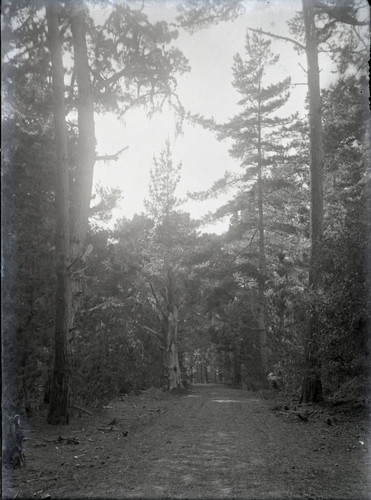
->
2, 0, 370, 427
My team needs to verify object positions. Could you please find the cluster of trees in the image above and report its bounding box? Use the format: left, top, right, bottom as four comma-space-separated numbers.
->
2, 0, 369, 431
3, 0, 188, 424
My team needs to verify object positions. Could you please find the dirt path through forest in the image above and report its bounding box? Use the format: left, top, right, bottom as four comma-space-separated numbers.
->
3, 385, 369, 499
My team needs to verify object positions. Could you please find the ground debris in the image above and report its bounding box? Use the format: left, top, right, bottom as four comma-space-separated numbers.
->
97, 425, 118, 432
270, 397, 349, 425
273, 408, 311, 421
43, 435, 80, 445
72, 404, 93, 416
32, 490, 51, 499
27, 476, 58, 484
140, 387, 167, 400
297, 412, 308, 422
271, 402, 312, 421
57, 435, 79, 444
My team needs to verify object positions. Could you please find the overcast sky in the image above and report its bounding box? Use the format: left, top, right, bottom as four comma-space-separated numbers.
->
92, 0, 333, 233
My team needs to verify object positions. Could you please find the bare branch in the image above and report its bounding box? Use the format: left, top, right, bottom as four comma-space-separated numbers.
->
81, 300, 123, 313
352, 25, 369, 51
142, 325, 165, 348
158, 286, 170, 308
72, 404, 93, 415
95, 146, 129, 162
149, 283, 168, 320
233, 229, 258, 262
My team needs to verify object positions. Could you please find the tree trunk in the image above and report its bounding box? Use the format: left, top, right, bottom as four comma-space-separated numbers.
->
233, 347, 242, 387
300, 0, 324, 403
3, 415, 25, 468
69, 0, 96, 318
46, 0, 72, 425
47, 0, 96, 424
165, 266, 183, 390
167, 306, 182, 390
256, 91, 268, 376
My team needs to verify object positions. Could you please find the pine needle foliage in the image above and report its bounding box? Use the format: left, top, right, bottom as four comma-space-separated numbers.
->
145, 140, 182, 226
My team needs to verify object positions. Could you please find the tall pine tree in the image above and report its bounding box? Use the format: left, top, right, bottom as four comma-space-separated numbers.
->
217, 30, 293, 377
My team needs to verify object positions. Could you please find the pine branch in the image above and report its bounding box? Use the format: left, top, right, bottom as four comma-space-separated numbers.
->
185, 111, 218, 131
245, 26, 306, 51
312, 0, 369, 26
188, 172, 241, 201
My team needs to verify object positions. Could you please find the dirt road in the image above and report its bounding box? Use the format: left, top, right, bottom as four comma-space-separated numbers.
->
4, 384, 369, 499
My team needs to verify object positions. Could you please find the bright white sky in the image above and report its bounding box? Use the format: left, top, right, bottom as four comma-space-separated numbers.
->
92, 0, 334, 233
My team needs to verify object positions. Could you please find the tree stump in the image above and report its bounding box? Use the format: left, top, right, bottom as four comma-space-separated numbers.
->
3, 415, 25, 468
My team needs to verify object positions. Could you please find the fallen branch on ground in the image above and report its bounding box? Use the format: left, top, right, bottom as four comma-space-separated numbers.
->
27, 477, 58, 483
73, 404, 93, 415
97, 426, 118, 432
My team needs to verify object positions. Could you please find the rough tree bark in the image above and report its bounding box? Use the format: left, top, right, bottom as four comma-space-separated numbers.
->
46, 0, 72, 425
69, 0, 96, 318
300, 0, 324, 403
47, 0, 96, 423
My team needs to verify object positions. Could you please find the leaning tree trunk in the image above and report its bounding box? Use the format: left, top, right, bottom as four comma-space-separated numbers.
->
46, 1, 72, 425
300, 0, 323, 403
